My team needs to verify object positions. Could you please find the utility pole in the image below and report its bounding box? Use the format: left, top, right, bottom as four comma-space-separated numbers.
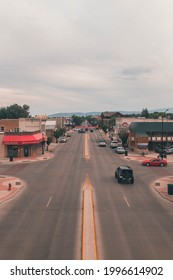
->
161, 109, 169, 158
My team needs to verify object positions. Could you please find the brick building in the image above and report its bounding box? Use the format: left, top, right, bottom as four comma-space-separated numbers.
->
128, 122, 173, 151
0, 118, 44, 158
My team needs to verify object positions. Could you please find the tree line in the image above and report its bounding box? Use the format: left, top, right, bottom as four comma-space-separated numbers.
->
0, 104, 30, 119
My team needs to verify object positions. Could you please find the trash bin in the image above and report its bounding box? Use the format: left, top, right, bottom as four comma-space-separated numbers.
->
168, 184, 173, 195
125, 150, 128, 156
9, 155, 13, 161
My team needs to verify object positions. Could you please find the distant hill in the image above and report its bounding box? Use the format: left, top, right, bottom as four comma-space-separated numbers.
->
48, 112, 101, 117
48, 108, 173, 118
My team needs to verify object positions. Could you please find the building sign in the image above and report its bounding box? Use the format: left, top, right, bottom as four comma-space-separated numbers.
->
138, 143, 148, 148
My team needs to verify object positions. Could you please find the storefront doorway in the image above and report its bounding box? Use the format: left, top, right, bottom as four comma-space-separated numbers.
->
24, 146, 29, 157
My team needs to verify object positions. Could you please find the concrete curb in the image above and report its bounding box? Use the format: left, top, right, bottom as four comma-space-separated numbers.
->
0, 151, 55, 165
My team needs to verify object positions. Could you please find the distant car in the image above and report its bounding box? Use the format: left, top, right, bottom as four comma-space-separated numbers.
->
78, 129, 86, 133
115, 166, 134, 184
59, 137, 67, 143
115, 147, 126, 154
142, 158, 167, 167
99, 140, 106, 147
90, 129, 94, 132
66, 133, 72, 137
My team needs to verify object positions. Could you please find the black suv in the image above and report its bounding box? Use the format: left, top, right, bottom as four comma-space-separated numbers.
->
115, 166, 134, 184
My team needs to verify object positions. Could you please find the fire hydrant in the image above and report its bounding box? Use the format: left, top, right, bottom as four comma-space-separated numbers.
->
8, 183, 12, 191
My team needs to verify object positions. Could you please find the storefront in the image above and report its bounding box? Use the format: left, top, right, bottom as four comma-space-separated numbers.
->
2, 132, 46, 158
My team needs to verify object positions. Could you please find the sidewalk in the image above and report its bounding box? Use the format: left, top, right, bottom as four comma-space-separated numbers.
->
152, 176, 173, 203
121, 151, 173, 163
0, 176, 25, 205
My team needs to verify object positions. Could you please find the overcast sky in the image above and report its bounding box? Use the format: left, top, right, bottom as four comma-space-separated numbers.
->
0, 0, 173, 115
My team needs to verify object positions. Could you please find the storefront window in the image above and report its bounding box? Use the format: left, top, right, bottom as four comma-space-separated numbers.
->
7, 146, 18, 158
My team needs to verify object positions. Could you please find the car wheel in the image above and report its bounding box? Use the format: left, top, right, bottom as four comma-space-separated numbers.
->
118, 178, 121, 183
160, 163, 164, 167
146, 163, 150, 166
131, 178, 134, 184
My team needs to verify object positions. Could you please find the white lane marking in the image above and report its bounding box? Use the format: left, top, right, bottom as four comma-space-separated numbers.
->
46, 196, 52, 208
124, 195, 130, 208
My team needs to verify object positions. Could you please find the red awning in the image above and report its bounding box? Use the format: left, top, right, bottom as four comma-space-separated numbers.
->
2, 133, 45, 145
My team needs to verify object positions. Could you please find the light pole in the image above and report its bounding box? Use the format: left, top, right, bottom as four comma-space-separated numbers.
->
161, 109, 169, 158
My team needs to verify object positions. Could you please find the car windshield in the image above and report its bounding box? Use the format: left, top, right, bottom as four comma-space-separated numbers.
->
121, 170, 132, 175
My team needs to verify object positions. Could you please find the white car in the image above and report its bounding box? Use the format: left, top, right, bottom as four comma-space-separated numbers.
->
115, 147, 126, 154
59, 137, 67, 143
99, 140, 106, 147
110, 140, 122, 148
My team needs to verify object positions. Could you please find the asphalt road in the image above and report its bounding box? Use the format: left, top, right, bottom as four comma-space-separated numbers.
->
0, 130, 173, 259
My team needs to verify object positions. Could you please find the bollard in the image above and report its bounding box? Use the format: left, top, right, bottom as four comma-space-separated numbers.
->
8, 183, 12, 191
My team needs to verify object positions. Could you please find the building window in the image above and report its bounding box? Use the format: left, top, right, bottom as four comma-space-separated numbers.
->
0, 127, 4, 131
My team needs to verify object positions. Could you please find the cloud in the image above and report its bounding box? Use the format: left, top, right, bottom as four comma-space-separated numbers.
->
0, 0, 173, 115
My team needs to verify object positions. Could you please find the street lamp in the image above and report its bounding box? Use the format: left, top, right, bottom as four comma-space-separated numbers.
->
161, 109, 169, 158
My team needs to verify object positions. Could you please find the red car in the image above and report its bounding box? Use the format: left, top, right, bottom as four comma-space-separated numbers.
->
142, 158, 167, 167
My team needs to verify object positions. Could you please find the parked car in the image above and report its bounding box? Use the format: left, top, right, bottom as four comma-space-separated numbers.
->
115, 147, 126, 154
165, 147, 173, 154
110, 140, 122, 148
155, 145, 171, 154
59, 137, 67, 143
99, 140, 106, 147
115, 166, 134, 184
142, 158, 167, 167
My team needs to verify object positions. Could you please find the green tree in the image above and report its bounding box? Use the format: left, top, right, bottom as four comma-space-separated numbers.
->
72, 115, 84, 126
118, 129, 128, 146
54, 128, 66, 142
0, 104, 30, 119
0, 107, 7, 119
141, 108, 149, 118
102, 125, 109, 134
109, 117, 116, 130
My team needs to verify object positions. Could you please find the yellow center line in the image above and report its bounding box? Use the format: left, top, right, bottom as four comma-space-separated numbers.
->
83, 133, 90, 160
82, 174, 97, 260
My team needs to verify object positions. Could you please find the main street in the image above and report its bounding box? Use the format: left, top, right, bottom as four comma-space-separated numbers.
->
0, 130, 173, 259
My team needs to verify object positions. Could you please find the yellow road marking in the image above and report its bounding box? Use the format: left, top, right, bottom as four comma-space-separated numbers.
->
82, 174, 97, 260
83, 133, 90, 160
